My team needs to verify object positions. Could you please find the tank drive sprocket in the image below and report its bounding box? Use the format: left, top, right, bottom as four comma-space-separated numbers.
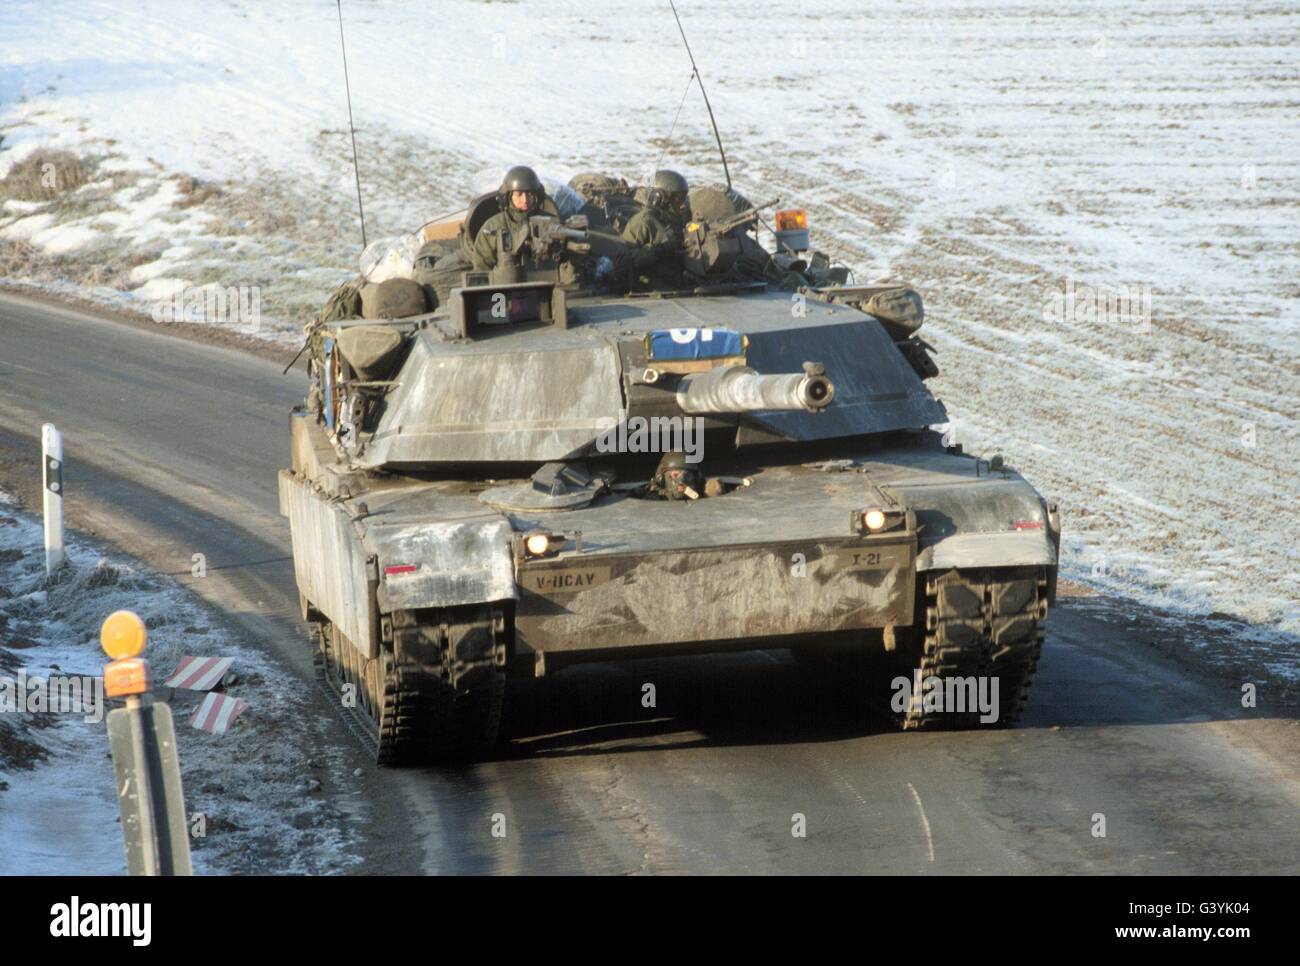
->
314, 605, 507, 764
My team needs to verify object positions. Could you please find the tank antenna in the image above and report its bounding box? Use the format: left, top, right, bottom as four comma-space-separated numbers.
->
654, 72, 696, 174
335, 0, 368, 249
669, 0, 732, 189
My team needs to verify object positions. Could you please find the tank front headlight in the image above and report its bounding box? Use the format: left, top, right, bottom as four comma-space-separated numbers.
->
515, 529, 582, 561
852, 506, 904, 534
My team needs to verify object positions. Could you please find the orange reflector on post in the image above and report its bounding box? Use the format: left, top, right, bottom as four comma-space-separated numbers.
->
105, 658, 152, 698
775, 209, 807, 231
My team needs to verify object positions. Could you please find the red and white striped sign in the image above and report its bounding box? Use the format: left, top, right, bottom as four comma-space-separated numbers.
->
164, 655, 234, 691
189, 692, 249, 735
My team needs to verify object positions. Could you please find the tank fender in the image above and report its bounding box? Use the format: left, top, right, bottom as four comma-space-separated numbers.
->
368, 516, 518, 613
888, 478, 1059, 572
916, 531, 1057, 571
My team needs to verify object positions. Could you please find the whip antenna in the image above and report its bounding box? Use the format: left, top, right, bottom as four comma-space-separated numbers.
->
335, 0, 368, 248
669, 0, 731, 189
654, 72, 696, 172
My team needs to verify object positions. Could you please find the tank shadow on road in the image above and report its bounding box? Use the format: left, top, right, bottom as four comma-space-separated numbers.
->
499, 650, 892, 758
496, 588, 1293, 762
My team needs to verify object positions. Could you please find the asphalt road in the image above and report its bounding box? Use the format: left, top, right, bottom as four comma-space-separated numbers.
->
1, 291, 1296, 875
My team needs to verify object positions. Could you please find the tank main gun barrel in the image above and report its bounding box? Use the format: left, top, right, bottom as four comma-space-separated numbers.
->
675, 363, 834, 415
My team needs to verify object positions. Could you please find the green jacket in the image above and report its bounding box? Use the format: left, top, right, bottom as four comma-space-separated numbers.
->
622, 207, 676, 247
472, 207, 531, 271
621, 207, 686, 289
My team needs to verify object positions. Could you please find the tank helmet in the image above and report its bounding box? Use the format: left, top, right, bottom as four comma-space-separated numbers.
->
499, 165, 546, 213
652, 450, 702, 500
647, 169, 689, 214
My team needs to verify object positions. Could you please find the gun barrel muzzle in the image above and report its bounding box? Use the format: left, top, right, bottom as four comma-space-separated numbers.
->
676, 364, 835, 415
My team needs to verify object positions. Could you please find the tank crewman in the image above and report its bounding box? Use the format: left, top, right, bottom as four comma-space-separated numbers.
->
472, 165, 548, 272
650, 451, 703, 501
621, 169, 690, 288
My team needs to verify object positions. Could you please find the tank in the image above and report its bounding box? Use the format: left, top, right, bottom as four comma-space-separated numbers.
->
280, 183, 1061, 764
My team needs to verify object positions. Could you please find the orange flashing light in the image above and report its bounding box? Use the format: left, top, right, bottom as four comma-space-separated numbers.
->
775, 209, 808, 231
101, 609, 148, 660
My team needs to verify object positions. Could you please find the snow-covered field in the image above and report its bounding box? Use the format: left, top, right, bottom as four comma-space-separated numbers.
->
1, 2, 1296, 659
0, 490, 362, 874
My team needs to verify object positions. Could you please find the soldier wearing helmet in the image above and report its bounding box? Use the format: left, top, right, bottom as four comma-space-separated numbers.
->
625, 170, 690, 247
621, 169, 690, 289
472, 165, 549, 272
650, 451, 703, 501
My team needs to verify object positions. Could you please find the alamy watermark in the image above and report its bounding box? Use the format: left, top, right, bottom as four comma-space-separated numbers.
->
595, 408, 705, 463
50, 897, 150, 946
0, 670, 104, 724
151, 285, 261, 333
891, 671, 1000, 724
1042, 277, 1152, 332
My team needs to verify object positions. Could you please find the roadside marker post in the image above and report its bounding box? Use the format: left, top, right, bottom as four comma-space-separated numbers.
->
102, 610, 194, 876
41, 422, 65, 574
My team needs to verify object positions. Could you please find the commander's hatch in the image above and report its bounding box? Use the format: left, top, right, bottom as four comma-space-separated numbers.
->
449, 281, 569, 339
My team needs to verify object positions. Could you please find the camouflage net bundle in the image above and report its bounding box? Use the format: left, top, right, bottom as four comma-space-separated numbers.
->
686, 183, 753, 225
568, 172, 631, 203
314, 277, 364, 325
413, 239, 470, 307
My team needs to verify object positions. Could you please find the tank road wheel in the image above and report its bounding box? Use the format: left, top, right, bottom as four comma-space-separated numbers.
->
313, 620, 334, 671
314, 619, 395, 760
364, 647, 390, 729
884, 567, 1049, 729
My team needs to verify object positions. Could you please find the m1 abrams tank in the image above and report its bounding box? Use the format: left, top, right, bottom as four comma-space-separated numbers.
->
281, 182, 1061, 764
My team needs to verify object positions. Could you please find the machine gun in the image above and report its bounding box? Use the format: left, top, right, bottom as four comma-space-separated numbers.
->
494, 215, 593, 284
526, 214, 592, 258
681, 197, 778, 278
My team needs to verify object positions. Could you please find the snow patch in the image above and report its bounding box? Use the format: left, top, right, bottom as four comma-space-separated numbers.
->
133, 276, 189, 300
32, 224, 104, 255
0, 491, 363, 874
1, 212, 56, 241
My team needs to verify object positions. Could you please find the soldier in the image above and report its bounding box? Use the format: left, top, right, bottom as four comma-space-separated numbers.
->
650, 451, 703, 501
472, 165, 549, 272
621, 169, 690, 289
625, 170, 690, 246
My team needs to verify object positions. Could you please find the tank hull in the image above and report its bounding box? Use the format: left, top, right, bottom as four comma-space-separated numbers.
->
281, 411, 1056, 670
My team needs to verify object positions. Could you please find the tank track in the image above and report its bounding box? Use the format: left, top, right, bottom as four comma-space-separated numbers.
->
895, 566, 1049, 729
314, 605, 507, 765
